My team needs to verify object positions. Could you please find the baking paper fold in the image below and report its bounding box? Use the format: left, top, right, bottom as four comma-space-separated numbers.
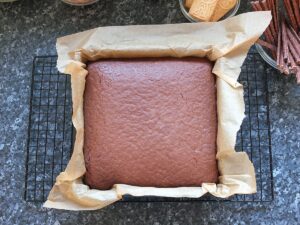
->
44, 12, 272, 211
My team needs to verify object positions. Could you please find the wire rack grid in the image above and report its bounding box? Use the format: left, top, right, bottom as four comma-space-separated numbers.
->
24, 52, 273, 203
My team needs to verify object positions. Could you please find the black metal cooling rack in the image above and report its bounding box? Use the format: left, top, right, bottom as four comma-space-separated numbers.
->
24, 52, 274, 203
25, 56, 73, 202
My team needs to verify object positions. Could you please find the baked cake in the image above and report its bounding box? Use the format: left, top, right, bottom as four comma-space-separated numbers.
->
83, 57, 218, 190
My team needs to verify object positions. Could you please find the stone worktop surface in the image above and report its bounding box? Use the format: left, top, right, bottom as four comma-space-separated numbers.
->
0, 1, 299, 224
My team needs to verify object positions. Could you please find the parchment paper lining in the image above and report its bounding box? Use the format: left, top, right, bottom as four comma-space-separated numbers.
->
44, 12, 271, 210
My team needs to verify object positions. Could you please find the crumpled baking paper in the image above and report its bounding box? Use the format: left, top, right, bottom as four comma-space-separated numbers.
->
43, 11, 272, 210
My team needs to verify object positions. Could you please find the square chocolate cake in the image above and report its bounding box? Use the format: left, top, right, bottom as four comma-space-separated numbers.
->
83, 57, 218, 190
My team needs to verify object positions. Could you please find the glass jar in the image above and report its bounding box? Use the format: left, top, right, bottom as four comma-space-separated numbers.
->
61, 0, 99, 6
255, 44, 278, 71
179, 0, 240, 23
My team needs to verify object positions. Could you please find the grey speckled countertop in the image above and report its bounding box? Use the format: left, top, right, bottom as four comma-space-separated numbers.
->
0, 1, 299, 224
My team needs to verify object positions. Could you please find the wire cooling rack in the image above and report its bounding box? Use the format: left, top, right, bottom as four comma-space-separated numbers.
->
24, 52, 274, 203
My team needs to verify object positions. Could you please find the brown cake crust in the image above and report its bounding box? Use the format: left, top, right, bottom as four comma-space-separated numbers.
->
84, 57, 218, 190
